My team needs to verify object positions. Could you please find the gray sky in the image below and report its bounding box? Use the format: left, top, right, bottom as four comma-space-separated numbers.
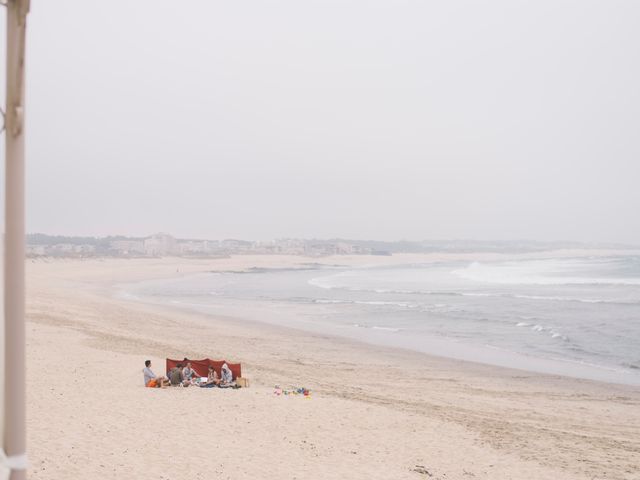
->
14, 0, 640, 242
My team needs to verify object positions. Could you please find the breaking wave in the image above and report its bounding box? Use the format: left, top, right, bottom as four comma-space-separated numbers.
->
452, 258, 640, 286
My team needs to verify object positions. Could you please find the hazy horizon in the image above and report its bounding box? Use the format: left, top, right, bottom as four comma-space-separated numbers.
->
12, 0, 640, 243
25, 231, 640, 248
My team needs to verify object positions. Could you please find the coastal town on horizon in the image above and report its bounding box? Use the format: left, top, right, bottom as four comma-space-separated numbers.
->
25, 232, 637, 259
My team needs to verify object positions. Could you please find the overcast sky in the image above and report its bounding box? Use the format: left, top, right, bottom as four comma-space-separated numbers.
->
9, 0, 640, 242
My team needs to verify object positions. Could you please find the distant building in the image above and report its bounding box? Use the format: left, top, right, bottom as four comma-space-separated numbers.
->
144, 233, 179, 256
219, 239, 252, 253
25, 233, 377, 258
110, 240, 145, 255
178, 240, 213, 255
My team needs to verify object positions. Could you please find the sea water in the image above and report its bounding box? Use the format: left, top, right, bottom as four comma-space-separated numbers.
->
121, 254, 640, 385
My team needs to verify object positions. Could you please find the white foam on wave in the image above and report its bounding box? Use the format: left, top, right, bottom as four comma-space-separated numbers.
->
308, 274, 423, 295
459, 291, 637, 305
372, 326, 402, 332
307, 276, 334, 289
354, 300, 416, 308
308, 271, 358, 290
312, 278, 639, 305
527, 324, 567, 341
352, 323, 402, 333
314, 299, 418, 308
452, 258, 640, 286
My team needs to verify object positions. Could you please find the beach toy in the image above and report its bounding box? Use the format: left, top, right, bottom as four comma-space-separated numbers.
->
274, 386, 311, 398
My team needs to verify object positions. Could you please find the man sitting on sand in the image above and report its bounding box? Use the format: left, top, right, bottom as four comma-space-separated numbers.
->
143, 360, 170, 388
169, 363, 189, 387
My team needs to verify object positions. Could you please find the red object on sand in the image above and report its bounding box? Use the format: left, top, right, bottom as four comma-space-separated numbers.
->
165, 358, 242, 380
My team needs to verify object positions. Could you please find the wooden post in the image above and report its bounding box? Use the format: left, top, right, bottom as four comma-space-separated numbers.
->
4, 1, 29, 479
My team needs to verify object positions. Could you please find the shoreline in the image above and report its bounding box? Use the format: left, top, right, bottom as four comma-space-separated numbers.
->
119, 285, 640, 388
113, 255, 640, 387
25, 255, 640, 479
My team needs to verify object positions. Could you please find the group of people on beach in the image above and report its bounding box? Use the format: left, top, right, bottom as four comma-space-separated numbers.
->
142, 359, 234, 389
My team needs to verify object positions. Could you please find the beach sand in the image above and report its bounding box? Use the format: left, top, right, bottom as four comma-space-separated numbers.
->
25, 255, 640, 479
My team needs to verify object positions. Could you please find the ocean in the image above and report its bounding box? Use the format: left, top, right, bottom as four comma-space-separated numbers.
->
120, 254, 640, 385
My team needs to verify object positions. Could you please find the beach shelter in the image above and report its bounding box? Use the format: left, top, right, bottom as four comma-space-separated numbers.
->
1, 1, 30, 480
165, 358, 242, 380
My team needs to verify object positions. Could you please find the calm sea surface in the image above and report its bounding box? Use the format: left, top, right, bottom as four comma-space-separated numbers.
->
121, 254, 640, 385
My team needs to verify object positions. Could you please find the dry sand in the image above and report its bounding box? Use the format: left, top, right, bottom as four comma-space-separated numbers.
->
25, 255, 640, 480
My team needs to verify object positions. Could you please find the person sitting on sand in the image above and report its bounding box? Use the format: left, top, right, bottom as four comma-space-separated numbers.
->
200, 365, 220, 388
182, 362, 197, 382
169, 363, 189, 387
143, 360, 170, 388
219, 363, 234, 387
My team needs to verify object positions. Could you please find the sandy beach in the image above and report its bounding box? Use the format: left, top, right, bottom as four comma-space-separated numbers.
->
24, 255, 640, 480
